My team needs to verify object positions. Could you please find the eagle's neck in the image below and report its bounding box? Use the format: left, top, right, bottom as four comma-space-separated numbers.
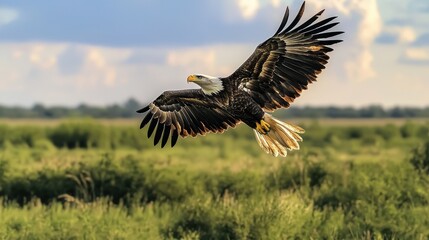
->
199, 75, 224, 95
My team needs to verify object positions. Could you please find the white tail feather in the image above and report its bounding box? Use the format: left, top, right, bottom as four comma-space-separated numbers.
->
254, 114, 304, 157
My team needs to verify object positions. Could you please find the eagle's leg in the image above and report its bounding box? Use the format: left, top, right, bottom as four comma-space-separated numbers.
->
256, 119, 271, 135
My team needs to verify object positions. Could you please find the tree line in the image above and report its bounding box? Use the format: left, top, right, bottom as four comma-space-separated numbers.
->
0, 98, 428, 118
276, 105, 429, 118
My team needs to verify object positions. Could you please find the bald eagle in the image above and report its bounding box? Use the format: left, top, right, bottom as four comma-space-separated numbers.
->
137, 2, 343, 157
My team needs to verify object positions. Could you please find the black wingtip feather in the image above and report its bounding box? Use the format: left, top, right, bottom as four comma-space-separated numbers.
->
274, 7, 289, 36
161, 125, 171, 148
299, 16, 337, 34
313, 31, 344, 39
324, 47, 334, 52
147, 118, 158, 138
171, 130, 179, 147
140, 112, 153, 129
281, 1, 306, 35
154, 123, 164, 146
306, 22, 340, 36
319, 39, 343, 45
136, 105, 150, 113
292, 9, 325, 33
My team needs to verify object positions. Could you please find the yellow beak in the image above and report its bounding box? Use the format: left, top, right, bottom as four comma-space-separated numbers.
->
187, 75, 197, 83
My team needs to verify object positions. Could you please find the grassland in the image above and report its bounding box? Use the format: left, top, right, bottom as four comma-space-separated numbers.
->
0, 118, 429, 239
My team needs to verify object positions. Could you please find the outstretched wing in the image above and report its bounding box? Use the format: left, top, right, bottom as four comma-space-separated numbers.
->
137, 89, 240, 148
230, 2, 343, 112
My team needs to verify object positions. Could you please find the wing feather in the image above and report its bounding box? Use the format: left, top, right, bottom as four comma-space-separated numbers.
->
154, 123, 164, 146
313, 31, 344, 39
147, 118, 158, 138
305, 22, 340, 35
174, 111, 184, 133
228, 2, 343, 111
161, 125, 171, 148
292, 9, 324, 32
140, 111, 153, 129
171, 130, 179, 147
273, 7, 289, 36
280, 2, 305, 34
137, 105, 150, 113
138, 89, 240, 147
298, 16, 337, 33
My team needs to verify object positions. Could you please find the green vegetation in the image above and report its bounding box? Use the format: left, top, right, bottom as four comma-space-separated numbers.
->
0, 119, 429, 239
1, 99, 429, 118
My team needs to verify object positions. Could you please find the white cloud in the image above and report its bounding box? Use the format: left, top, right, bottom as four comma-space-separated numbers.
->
237, 0, 260, 20
345, 49, 375, 81
378, 26, 418, 45
270, 0, 282, 8
234, 0, 285, 21
395, 27, 417, 44
80, 48, 118, 87
387, 26, 418, 44
0, 42, 255, 105
29, 44, 60, 69
404, 48, 429, 61
0, 7, 18, 26
57, 46, 85, 75
310, 0, 351, 16
0, 43, 129, 92
307, 0, 382, 82
166, 44, 254, 77
356, 1, 382, 46
167, 48, 216, 73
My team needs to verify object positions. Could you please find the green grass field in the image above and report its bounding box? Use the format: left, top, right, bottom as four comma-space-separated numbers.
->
0, 118, 429, 239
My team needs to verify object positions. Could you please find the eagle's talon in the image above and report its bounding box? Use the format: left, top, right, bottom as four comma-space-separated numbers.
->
256, 120, 271, 135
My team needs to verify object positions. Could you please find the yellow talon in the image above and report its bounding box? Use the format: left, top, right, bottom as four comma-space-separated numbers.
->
256, 119, 270, 134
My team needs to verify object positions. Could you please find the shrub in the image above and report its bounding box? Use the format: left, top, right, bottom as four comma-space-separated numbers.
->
376, 124, 400, 141
400, 121, 419, 138
410, 140, 429, 174
49, 121, 110, 148
0, 125, 8, 147
202, 171, 265, 198
0, 125, 47, 148
417, 124, 429, 139
111, 126, 150, 149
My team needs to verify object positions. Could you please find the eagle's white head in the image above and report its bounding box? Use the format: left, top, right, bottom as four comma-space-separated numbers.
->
187, 74, 224, 95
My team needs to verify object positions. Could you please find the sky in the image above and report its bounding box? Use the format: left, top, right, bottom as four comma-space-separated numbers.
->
0, 0, 428, 107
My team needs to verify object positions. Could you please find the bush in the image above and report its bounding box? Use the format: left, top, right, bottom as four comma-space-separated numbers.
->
410, 140, 429, 174
49, 121, 110, 148
168, 193, 328, 240
376, 124, 400, 141
0, 125, 8, 147
0, 125, 47, 148
400, 121, 419, 138
417, 124, 429, 139
110, 126, 150, 149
